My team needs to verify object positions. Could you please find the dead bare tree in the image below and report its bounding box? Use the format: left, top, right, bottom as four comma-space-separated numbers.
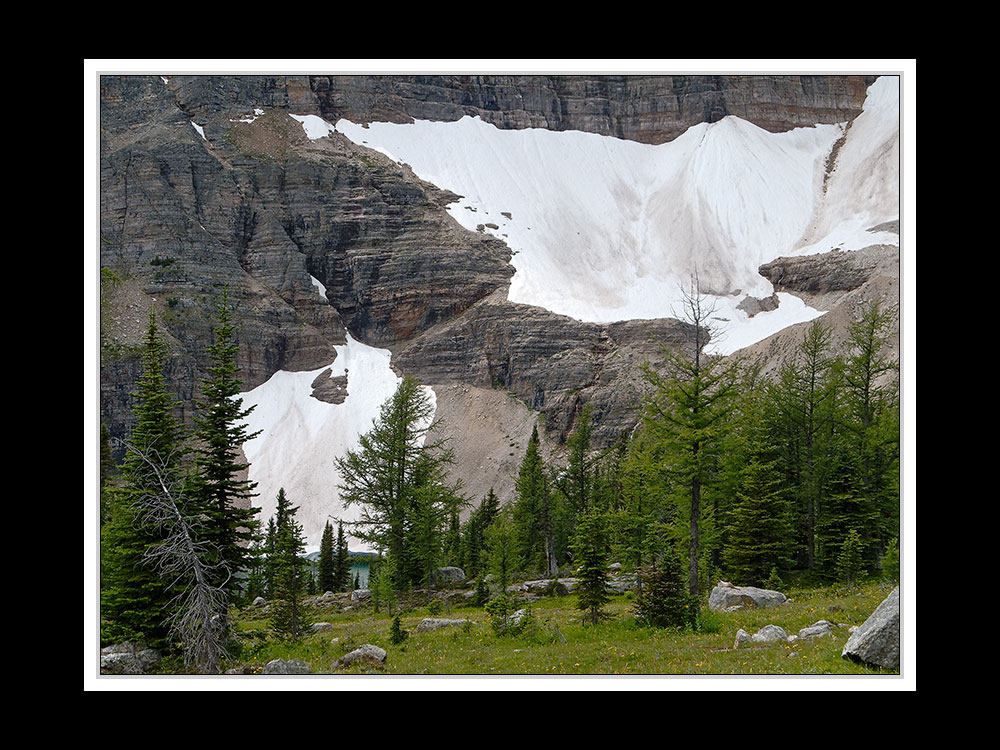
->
126, 444, 231, 674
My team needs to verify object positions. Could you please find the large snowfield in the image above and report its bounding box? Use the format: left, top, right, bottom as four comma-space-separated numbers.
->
243, 76, 900, 548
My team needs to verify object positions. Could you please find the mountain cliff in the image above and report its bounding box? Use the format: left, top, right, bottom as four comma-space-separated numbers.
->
97, 72, 899, 547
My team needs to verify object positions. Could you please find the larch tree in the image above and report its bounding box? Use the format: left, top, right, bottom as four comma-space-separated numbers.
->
640, 281, 738, 598
335, 374, 462, 590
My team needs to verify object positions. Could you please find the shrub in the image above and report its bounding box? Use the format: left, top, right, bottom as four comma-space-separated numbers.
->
390, 614, 408, 645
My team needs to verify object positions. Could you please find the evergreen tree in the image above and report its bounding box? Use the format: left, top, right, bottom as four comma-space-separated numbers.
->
484, 510, 520, 633
318, 520, 336, 593
513, 425, 558, 576
335, 521, 351, 591
190, 290, 261, 600
101, 308, 186, 650
840, 301, 900, 559
763, 319, 839, 571
460, 489, 500, 580
722, 459, 792, 587
336, 375, 462, 590
634, 548, 695, 629
563, 405, 595, 518
640, 283, 738, 598
571, 509, 611, 625
836, 528, 865, 588
269, 488, 311, 639
263, 516, 278, 598
100, 487, 174, 649
881, 537, 900, 584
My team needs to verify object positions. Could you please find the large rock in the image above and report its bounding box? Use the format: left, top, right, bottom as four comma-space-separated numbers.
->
708, 581, 787, 612
262, 658, 311, 675
842, 587, 900, 670
334, 644, 388, 670
100, 642, 162, 675
414, 618, 471, 633
430, 567, 467, 587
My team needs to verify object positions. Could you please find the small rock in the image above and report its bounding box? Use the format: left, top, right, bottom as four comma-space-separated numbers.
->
252, 596, 266, 606
751, 625, 788, 643
798, 620, 834, 639
350, 589, 371, 602
734, 629, 753, 647
310, 622, 333, 634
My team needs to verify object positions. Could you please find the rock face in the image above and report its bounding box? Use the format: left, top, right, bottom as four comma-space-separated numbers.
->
708, 581, 788, 612
395, 289, 695, 446
842, 587, 900, 670
302, 74, 876, 146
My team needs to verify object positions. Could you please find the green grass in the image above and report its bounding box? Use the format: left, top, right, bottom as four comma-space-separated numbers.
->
223, 581, 898, 677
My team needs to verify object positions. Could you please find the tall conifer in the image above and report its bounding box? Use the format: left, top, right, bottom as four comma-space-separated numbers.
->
101, 308, 185, 650
190, 289, 261, 598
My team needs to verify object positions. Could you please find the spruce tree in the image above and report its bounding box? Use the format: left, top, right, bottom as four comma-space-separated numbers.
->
269, 488, 311, 639
836, 528, 864, 588
722, 459, 792, 587
513, 425, 558, 576
335, 521, 351, 591
101, 308, 185, 650
190, 289, 261, 600
571, 508, 611, 625
318, 521, 336, 593
635, 548, 695, 629
460, 489, 500, 579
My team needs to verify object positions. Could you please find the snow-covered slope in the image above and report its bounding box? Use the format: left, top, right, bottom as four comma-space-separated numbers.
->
795, 76, 900, 255
322, 76, 897, 355
240, 334, 435, 550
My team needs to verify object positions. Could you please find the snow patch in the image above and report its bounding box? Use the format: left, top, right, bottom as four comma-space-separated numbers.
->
190, 121, 207, 141
290, 114, 336, 140
310, 275, 328, 302
231, 108, 264, 124
240, 333, 435, 550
